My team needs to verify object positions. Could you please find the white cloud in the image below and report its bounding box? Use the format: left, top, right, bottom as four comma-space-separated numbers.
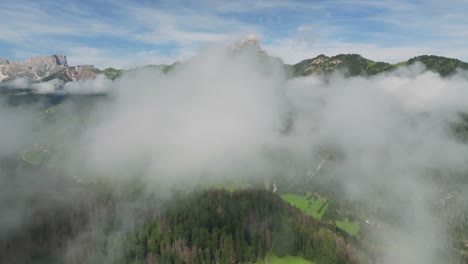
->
2, 44, 468, 262
63, 75, 112, 94
0, 77, 32, 89
66, 46, 188, 69
31, 79, 63, 94
1, 73, 112, 95
63, 48, 468, 263
2, 0, 468, 68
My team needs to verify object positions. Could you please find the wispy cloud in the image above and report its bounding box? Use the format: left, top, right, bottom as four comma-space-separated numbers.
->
66, 46, 188, 69
1, 0, 468, 67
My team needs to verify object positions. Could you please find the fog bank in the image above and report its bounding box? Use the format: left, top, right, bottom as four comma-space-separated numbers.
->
2, 46, 468, 263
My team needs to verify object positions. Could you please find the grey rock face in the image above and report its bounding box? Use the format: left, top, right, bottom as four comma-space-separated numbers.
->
64, 65, 96, 81
22, 54, 68, 67
231, 34, 268, 56
0, 55, 68, 81
0, 58, 9, 65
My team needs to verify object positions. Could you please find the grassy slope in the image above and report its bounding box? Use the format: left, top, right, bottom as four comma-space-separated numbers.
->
41, 103, 64, 115
21, 149, 48, 165
21, 147, 66, 168
335, 218, 360, 236
281, 193, 361, 236
267, 254, 316, 264
281, 193, 328, 219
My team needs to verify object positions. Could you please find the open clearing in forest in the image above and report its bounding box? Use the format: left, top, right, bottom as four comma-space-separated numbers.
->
335, 218, 360, 236
22, 149, 50, 165
281, 193, 328, 219
281, 193, 360, 236
266, 254, 316, 264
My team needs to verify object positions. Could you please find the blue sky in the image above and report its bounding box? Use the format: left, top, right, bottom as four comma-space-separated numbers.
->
1, 0, 468, 69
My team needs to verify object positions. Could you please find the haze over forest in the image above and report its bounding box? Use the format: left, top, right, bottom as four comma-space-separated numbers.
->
2, 1, 468, 264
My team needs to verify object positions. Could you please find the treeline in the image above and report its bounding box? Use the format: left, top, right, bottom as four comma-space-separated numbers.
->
122, 189, 370, 264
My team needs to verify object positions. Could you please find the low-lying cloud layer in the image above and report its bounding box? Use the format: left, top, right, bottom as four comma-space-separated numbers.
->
0, 74, 113, 94
2, 47, 468, 263
80, 49, 286, 181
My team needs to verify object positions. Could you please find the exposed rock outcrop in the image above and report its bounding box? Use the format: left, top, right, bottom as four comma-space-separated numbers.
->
0, 55, 68, 81
230, 34, 287, 74
231, 33, 268, 56
64, 65, 96, 81
0, 58, 9, 65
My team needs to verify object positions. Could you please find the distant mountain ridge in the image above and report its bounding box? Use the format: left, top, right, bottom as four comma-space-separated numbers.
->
2, 38, 468, 86
0, 54, 175, 85
289, 54, 468, 77
289, 54, 394, 77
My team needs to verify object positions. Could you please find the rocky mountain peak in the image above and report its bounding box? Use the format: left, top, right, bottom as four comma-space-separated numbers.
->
0, 54, 69, 81
243, 33, 260, 48
0, 58, 9, 65
65, 65, 96, 81
232, 33, 268, 56
53, 54, 68, 66
22, 54, 68, 67
311, 54, 329, 65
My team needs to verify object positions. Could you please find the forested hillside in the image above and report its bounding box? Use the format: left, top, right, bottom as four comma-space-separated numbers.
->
0, 172, 371, 264
123, 189, 370, 264
289, 54, 468, 77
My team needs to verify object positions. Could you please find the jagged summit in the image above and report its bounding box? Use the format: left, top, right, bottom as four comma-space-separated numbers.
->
0, 54, 121, 83
231, 33, 268, 56
22, 54, 68, 67
0, 54, 69, 81
243, 33, 260, 47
